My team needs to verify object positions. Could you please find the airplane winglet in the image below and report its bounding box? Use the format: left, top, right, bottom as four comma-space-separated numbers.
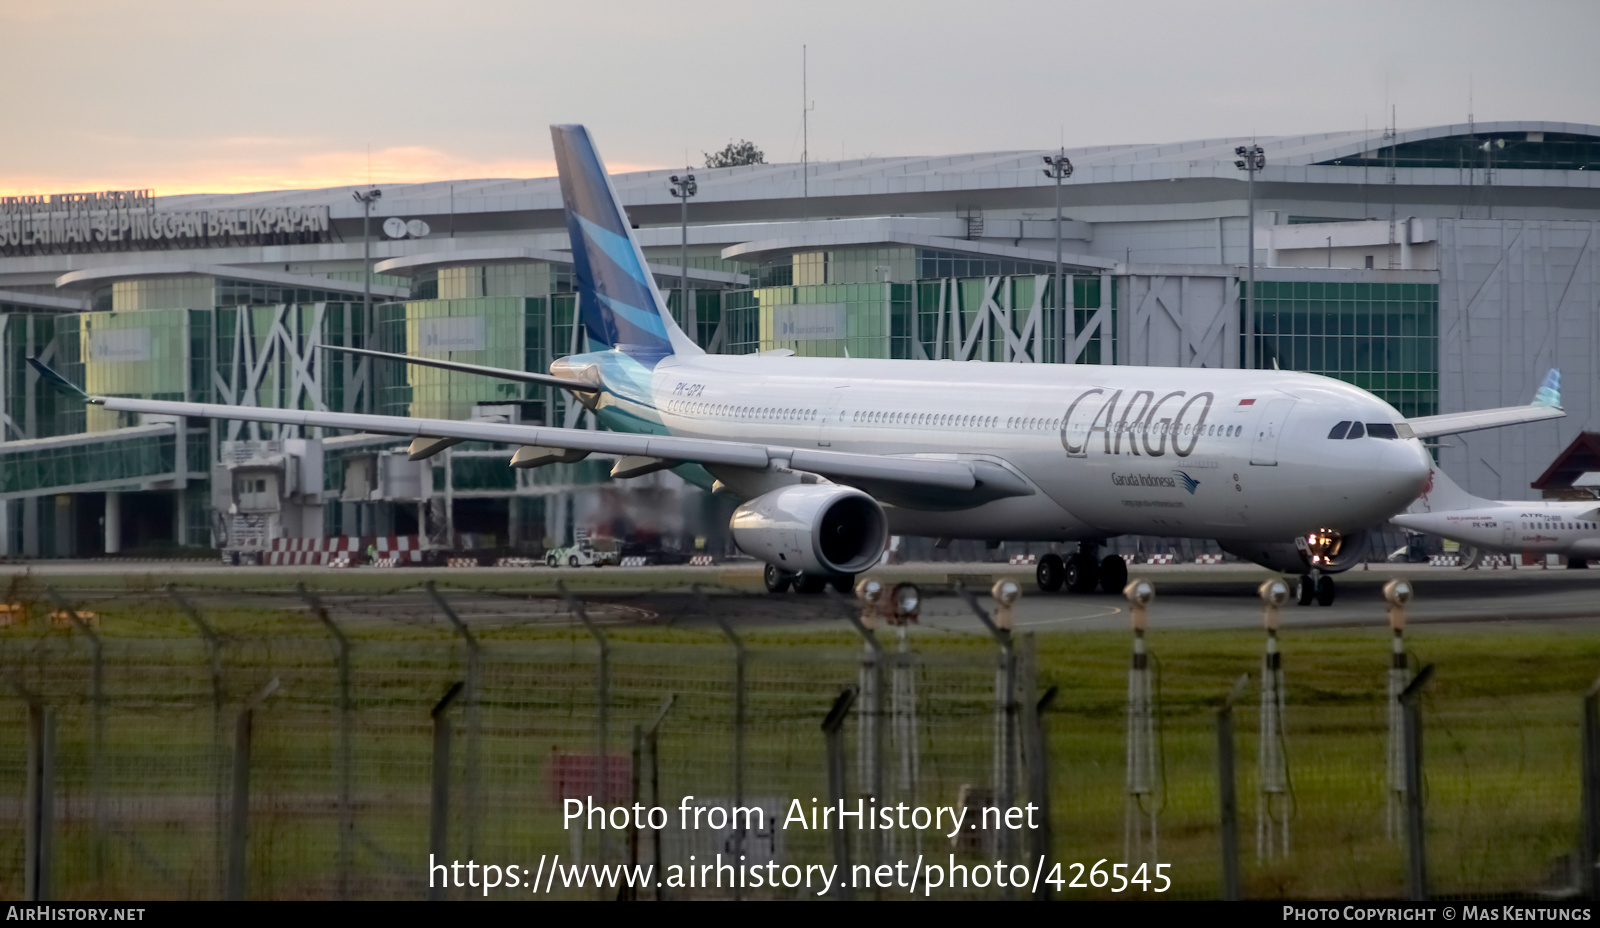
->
1532, 368, 1561, 408
26, 358, 101, 404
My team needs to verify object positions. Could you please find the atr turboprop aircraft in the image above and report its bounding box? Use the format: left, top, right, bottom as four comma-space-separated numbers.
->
1392, 462, 1599, 567
29, 125, 1569, 605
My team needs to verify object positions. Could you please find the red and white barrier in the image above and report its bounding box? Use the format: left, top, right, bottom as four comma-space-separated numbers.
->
1009, 554, 1037, 566
689, 555, 714, 567
250, 535, 426, 566
1193, 553, 1224, 565
1144, 553, 1176, 565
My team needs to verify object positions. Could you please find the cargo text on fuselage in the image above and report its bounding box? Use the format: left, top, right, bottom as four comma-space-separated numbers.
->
1060, 388, 1217, 459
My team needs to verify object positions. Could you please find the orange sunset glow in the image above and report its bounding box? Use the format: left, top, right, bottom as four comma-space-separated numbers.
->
0, 145, 665, 198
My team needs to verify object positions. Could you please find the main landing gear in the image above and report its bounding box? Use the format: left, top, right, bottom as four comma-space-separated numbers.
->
764, 562, 852, 595
1294, 571, 1336, 607
1036, 546, 1128, 595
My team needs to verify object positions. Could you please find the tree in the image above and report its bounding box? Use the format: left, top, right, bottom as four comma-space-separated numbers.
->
704, 140, 765, 168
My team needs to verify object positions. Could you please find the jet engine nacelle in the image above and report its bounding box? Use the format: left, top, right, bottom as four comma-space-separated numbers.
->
730, 484, 888, 576
1219, 529, 1371, 575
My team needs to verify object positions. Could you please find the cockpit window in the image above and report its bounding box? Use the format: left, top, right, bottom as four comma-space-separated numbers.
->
1366, 422, 1400, 440
1327, 421, 1351, 440
1346, 421, 1365, 439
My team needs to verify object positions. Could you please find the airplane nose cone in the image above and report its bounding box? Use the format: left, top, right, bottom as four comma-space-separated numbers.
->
1381, 440, 1433, 506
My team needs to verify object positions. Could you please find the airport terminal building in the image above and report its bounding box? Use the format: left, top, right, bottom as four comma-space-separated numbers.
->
2, 120, 1598, 559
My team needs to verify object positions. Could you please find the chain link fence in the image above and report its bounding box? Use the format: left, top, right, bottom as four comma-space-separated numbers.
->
0, 577, 1596, 901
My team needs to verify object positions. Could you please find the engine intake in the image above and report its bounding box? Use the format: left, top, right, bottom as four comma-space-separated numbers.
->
730, 484, 888, 576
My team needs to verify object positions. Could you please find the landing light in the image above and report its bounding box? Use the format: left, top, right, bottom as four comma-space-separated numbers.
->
1304, 528, 1342, 565
1383, 578, 1413, 607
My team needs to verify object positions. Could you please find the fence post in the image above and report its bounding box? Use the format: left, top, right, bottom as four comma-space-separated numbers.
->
1216, 673, 1251, 901
1256, 579, 1291, 861
822, 685, 859, 901
563, 581, 612, 896
1027, 684, 1059, 901
957, 581, 1020, 878
297, 583, 353, 900
48, 586, 105, 886
428, 681, 464, 902
169, 585, 227, 896
227, 676, 279, 902
1123, 579, 1160, 866
645, 694, 675, 902
626, 723, 642, 901
1582, 675, 1600, 899
837, 583, 886, 891
10, 674, 54, 903
1400, 664, 1435, 901
696, 586, 748, 898
1384, 579, 1415, 841
425, 582, 480, 863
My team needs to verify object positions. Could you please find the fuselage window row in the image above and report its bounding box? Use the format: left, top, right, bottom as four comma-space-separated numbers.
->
1065, 421, 1245, 438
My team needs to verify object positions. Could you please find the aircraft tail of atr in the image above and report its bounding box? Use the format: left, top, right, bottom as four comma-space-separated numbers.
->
1409, 465, 1494, 514
550, 124, 702, 365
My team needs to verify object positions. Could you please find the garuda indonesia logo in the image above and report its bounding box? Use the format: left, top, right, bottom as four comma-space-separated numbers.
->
1173, 470, 1200, 494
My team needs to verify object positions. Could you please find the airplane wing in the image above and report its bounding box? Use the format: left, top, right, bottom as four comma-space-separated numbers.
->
1404, 404, 1565, 439
1404, 367, 1565, 439
27, 358, 1030, 502
320, 344, 597, 393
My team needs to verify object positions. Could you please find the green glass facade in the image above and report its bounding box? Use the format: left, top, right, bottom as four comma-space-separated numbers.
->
726, 253, 1111, 364
1247, 280, 1439, 418
373, 292, 584, 427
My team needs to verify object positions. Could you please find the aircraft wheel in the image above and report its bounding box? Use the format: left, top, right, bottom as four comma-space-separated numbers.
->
1315, 575, 1336, 607
1036, 554, 1065, 592
830, 574, 855, 594
1066, 554, 1100, 593
546, 554, 558, 568
763, 563, 792, 594
1099, 555, 1129, 594
1296, 575, 1314, 606
793, 572, 828, 594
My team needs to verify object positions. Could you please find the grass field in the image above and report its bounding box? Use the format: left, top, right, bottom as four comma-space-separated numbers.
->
0, 576, 1595, 901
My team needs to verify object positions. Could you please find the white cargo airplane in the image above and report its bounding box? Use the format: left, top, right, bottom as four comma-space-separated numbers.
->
1391, 465, 1600, 566
29, 125, 1568, 605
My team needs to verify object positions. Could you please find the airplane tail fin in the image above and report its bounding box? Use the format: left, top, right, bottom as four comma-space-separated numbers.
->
1532, 368, 1561, 407
1409, 465, 1493, 514
550, 124, 701, 364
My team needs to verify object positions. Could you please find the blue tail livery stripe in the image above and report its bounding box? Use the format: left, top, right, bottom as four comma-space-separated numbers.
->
551, 125, 697, 363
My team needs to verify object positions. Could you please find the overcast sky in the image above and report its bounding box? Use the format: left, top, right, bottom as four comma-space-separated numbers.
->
3, 0, 1596, 195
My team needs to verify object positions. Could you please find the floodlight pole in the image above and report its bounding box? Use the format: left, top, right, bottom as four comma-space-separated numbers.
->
1043, 151, 1074, 363
669, 172, 698, 333
1234, 145, 1264, 370
352, 187, 382, 330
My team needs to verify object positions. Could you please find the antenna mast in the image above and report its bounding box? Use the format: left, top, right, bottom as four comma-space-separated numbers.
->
1386, 106, 1398, 268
